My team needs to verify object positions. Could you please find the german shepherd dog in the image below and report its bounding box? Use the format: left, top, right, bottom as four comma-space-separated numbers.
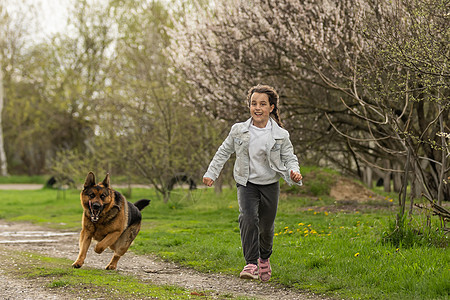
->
72, 172, 150, 270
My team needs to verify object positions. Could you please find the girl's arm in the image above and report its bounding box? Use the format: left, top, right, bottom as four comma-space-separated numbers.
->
203, 130, 236, 185
280, 133, 302, 185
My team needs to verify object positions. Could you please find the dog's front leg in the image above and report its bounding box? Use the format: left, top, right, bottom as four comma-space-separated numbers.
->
94, 230, 122, 254
72, 228, 92, 268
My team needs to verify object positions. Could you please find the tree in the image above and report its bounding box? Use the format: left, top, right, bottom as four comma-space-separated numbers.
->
100, 0, 220, 201
0, 0, 40, 174
0, 60, 7, 175
169, 0, 449, 213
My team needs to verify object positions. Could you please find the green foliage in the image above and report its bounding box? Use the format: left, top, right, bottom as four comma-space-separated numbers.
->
282, 166, 337, 197
382, 214, 448, 248
0, 178, 448, 299
0, 175, 47, 184
0, 252, 195, 299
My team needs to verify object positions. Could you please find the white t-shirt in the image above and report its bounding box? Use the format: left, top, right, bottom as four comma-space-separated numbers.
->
248, 121, 280, 185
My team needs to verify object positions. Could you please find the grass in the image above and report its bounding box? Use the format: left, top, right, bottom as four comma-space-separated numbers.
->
0, 170, 448, 299
0, 175, 48, 184
0, 250, 221, 299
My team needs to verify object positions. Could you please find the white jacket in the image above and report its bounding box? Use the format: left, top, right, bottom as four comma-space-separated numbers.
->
204, 118, 302, 186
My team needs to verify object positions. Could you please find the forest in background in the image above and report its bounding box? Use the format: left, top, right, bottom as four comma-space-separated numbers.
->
0, 0, 448, 211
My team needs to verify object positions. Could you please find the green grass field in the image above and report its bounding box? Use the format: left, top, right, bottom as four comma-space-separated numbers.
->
0, 171, 449, 299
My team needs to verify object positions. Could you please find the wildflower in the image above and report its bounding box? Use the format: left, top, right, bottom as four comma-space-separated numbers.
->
289, 231, 293, 234
274, 233, 279, 236
389, 199, 394, 202
304, 233, 308, 237
307, 224, 311, 227
298, 222, 304, 226
324, 212, 329, 216
228, 205, 233, 208
354, 253, 360, 257
284, 226, 289, 229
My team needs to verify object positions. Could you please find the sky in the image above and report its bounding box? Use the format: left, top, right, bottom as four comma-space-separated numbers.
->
36, 0, 69, 39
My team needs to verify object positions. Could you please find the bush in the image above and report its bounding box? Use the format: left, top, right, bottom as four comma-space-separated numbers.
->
382, 214, 448, 248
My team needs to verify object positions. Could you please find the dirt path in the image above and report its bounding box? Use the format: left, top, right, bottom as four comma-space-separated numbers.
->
0, 220, 324, 300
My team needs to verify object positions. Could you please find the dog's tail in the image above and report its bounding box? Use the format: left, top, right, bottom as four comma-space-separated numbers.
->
134, 199, 151, 211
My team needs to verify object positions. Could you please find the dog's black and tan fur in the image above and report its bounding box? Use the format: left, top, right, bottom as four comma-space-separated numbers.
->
72, 172, 150, 270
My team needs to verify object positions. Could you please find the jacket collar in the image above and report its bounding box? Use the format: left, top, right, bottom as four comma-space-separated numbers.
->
241, 117, 284, 138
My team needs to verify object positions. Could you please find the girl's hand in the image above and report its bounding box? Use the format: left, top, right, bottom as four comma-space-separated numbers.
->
203, 177, 214, 187
290, 170, 303, 183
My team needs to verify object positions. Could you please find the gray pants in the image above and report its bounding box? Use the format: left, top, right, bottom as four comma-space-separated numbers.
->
237, 181, 279, 265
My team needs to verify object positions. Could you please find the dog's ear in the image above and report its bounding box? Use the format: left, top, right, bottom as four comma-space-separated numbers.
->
84, 172, 96, 189
102, 173, 110, 188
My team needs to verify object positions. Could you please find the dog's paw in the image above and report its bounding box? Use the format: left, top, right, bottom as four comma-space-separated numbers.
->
72, 261, 83, 268
105, 264, 117, 270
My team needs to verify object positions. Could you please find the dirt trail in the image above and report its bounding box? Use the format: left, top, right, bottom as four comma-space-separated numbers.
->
0, 220, 324, 300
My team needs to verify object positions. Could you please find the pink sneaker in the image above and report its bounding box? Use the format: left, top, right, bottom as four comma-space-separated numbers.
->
258, 258, 271, 282
239, 263, 258, 280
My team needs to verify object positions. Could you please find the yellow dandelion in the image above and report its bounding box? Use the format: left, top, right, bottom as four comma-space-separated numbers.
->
298, 222, 304, 226
308, 224, 311, 227
304, 233, 308, 237
284, 226, 289, 229
308, 208, 313, 211
228, 205, 233, 208
314, 212, 317, 215
274, 233, 279, 236
324, 212, 329, 216
289, 231, 293, 234
354, 253, 360, 257
389, 199, 394, 202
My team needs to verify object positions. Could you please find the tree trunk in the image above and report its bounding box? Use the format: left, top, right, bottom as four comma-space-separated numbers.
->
0, 64, 9, 176
363, 166, 373, 188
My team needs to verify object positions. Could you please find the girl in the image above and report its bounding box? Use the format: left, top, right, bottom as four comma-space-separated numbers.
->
203, 84, 302, 282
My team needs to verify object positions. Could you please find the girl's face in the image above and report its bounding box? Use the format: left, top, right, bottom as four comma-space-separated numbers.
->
249, 92, 274, 128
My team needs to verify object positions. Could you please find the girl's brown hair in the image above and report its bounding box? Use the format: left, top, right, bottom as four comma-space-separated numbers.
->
246, 84, 283, 128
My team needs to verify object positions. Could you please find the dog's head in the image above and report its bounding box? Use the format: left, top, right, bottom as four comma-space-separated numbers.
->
81, 172, 115, 223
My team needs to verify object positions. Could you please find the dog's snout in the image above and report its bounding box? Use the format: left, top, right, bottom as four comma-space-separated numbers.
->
92, 202, 101, 209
